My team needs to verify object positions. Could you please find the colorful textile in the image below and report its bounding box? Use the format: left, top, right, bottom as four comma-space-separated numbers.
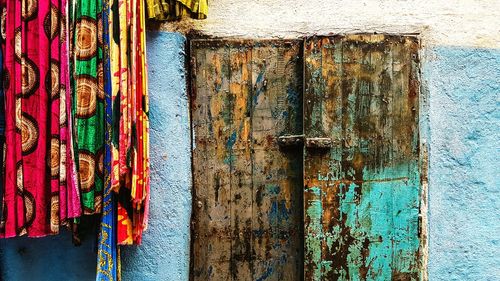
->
96, 0, 118, 278
0, 17, 5, 228
0, 0, 81, 237
109, 0, 150, 245
145, 0, 208, 20
71, 0, 105, 215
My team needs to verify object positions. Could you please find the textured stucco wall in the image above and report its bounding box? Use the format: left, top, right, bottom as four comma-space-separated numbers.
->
0, 32, 191, 281
161, 0, 499, 48
424, 47, 500, 281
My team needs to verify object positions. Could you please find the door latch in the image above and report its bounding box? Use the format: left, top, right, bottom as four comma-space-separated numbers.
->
278, 135, 333, 149
277, 134, 304, 147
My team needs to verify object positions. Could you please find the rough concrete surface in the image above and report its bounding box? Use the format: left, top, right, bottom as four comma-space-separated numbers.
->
424, 47, 500, 281
158, 0, 500, 48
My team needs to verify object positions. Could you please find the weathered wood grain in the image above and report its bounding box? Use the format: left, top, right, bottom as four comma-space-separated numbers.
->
303, 35, 421, 281
190, 40, 303, 281
191, 42, 233, 281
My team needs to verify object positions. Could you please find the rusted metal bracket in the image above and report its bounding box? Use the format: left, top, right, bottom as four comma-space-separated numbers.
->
277, 134, 304, 147
305, 137, 333, 149
278, 135, 333, 149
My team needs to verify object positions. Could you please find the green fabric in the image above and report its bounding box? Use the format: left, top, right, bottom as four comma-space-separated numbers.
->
71, 0, 105, 214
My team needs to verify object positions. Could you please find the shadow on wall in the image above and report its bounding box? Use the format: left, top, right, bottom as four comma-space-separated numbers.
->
0, 32, 192, 281
0, 233, 96, 280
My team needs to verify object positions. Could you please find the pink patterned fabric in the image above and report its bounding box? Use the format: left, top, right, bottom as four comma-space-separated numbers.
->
0, 0, 81, 238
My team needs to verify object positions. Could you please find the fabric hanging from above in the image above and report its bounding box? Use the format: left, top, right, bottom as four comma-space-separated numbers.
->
0, 0, 152, 275
145, 0, 208, 20
71, 0, 105, 215
96, 0, 118, 279
0, 0, 81, 238
0, 15, 5, 230
107, 0, 150, 246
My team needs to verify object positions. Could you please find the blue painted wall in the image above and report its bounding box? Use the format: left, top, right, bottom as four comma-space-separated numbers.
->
425, 47, 500, 281
0, 32, 192, 281
1, 33, 499, 281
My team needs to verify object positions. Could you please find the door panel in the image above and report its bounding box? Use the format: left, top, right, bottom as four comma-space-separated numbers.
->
303, 35, 421, 280
190, 40, 304, 281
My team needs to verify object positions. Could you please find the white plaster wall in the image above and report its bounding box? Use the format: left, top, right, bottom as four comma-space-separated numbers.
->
161, 0, 500, 48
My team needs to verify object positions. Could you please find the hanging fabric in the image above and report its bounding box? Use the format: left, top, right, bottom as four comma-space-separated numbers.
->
71, 0, 105, 215
106, 0, 150, 246
96, 0, 118, 278
0, 15, 5, 231
97, 0, 150, 275
145, 0, 208, 20
0, 0, 81, 237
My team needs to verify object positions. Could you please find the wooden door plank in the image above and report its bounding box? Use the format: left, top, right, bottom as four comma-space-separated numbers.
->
191, 42, 233, 281
251, 41, 303, 281
303, 35, 420, 281
228, 45, 254, 280
191, 40, 303, 281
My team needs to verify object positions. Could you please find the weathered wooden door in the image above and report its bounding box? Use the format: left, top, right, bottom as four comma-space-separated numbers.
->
303, 35, 422, 280
190, 40, 304, 281
190, 35, 422, 281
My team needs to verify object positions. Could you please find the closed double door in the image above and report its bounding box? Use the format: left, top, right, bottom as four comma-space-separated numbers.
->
190, 35, 423, 281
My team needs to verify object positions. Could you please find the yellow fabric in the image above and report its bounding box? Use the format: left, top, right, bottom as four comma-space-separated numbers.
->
145, 0, 208, 20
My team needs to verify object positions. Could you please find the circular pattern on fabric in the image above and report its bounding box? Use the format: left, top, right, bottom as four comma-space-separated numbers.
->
15, 99, 22, 130
23, 191, 35, 227
46, 60, 60, 100
59, 142, 67, 183
75, 75, 97, 118
14, 27, 22, 62
50, 193, 59, 232
96, 149, 104, 179
59, 85, 67, 126
75, 16, 97, 60
1, 8, 6, 40
21, 112, 39, 155
97, 13, 103, 46
94, 195, 102, 213
21, 56, 40, 98
50, 137, 60, 179
16, 161, 23, 192
21, 0, 38, 22
43, 5, 60, 41
78, 150, 95, 192
16, 226, 27, 236
97, 63, 105, 100
60, 15, 67, 44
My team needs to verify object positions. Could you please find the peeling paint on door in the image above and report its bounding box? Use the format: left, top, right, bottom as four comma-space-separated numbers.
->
303, 35, 422, 281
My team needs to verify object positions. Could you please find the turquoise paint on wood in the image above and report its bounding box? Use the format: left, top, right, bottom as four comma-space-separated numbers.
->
303, 35, 422, 280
